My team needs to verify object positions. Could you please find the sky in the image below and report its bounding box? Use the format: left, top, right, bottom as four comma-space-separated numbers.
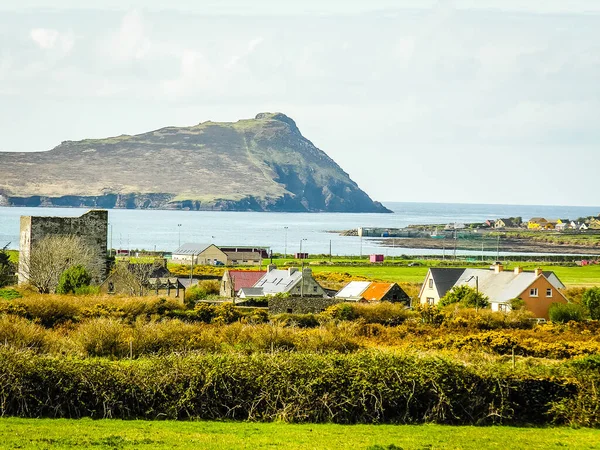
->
1, 1, 599, 206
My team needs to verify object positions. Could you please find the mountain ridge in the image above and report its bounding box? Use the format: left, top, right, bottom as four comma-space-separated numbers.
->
0, 113, 391, 213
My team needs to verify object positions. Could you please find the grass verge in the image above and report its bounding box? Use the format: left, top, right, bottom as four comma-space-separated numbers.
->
1, 419, 599, 450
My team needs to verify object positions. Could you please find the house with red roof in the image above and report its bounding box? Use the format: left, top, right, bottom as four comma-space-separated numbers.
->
220, 269, 266, 297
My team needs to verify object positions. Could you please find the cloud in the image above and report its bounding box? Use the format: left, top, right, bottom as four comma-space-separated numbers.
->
30, 28, 74, 54
225, 37, 264, 70
106, 10, 151, 62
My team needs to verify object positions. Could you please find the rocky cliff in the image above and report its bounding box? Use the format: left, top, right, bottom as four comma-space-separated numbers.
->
0, 113, 391, 213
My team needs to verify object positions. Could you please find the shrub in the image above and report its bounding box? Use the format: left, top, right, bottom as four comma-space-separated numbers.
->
0, 288, 22, 300
185, 280, 220, 304
213, 303, 242, 324
351, 302, 413, 326
549, 303, 586, 323
439, 285, 489, 309
322, 303, 358, 321
193, 302, 216, 323
0, 315, 49, 352
581, 287, 600, 320
56, 265, 92, 294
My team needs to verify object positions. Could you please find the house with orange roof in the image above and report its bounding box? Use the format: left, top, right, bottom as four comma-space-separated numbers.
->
335, 281, 410, 304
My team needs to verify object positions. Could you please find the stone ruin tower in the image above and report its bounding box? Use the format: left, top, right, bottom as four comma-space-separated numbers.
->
18, 210, 108, 285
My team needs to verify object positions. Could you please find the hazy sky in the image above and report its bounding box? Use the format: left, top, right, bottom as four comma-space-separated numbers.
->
1, 1, 599, 206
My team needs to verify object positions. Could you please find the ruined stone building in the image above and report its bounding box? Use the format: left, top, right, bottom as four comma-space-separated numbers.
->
19, 210, 108, 284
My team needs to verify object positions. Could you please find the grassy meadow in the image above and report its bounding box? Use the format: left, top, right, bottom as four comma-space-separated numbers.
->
1, 419, 599, 449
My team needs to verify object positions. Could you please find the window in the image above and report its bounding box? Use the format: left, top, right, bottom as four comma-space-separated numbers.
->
287, 308, 293, 314
313, 286, 318, 293
428, 279, 433, 289
530, 288, 538, 297
426, 297, 435, 305
546, 288, 553, 297
498, 304, 509, 312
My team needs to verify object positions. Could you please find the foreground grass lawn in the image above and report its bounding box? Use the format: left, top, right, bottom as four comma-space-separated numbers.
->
1, 419, 599, 449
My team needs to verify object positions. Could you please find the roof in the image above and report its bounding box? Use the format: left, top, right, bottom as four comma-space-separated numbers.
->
335, 281, 371, 298
497, 218, 515, 227
428, 268, 466, 298
361, 283, 395, 301
528, 217, 547, 223
238, 287, 265, 298
173, 243, 211, 255
228, 270, 266, 292
253, 268, 303, 294
147, 277, 185, 288
454, 269, 565, 304
224, 251, 262, 260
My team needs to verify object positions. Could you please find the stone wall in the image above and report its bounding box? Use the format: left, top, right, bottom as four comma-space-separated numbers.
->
19, 210, 108, 284
269, 296, 342, 315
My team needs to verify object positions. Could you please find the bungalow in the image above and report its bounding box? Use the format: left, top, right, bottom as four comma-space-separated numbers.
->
100, 260, 185, 301
527, 218, 548, 230
335, 281, 410, 304
172, 243, 268, 266
220, 269, 266, 297
418, 265, 567, 319
239, 265, 327, 298
494, 218, 516, 229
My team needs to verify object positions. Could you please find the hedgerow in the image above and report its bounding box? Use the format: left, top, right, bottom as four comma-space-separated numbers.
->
0, 348, 592, 426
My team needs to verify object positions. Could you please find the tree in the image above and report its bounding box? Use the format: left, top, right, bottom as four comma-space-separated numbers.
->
56, 265, 92, 294
549, 302, 586, 323
0, 243, 16, 288
582, 287, 600, 320
439, 285, 489, 309
108, 260, 166, 296
20, 235, 98, 294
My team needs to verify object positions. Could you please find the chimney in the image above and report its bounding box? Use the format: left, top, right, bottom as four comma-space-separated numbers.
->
267, 264, 276, 272
288, 267, 298, 276
534, 268, 543, 277
494, 264, 504, 274
514, 267, 523, 275
302, 267, 312, 276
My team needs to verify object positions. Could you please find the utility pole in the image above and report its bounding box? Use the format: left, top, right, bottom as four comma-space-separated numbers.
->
178, 224, 182, 248
284, 226, 288, 259
496, 234, 500, 261
329, 240, 332, 262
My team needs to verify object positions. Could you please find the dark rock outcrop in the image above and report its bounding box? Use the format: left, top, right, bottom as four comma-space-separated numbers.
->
0, 113, 391, 213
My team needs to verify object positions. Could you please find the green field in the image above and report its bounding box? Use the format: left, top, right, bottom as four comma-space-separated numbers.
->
1, 419, 599, 449
308, 263, 600, 286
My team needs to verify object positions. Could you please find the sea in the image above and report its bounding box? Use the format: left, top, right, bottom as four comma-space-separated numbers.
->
1, 202, 599, 257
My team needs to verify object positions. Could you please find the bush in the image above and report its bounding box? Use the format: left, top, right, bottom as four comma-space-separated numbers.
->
549, 303, 586, 323
322, 303, 358, 321
439, 285, 489, 309
582, 287, 600, 320
185, 280, 220, 304
56, 265, 92, 294
0, 348, 587, 425
0, 288, 22, 300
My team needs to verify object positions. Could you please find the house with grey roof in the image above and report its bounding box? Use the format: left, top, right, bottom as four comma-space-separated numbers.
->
239, 265, 326, 298
419, 265, 568, 319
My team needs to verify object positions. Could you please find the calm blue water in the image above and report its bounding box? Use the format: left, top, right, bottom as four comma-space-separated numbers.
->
1, 202, 599, 256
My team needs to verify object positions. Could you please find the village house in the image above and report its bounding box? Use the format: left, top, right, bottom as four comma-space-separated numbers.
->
527, 218, 549, 230
238, 265, 326, 298
172, 243, 268, 266
418, 265, 567, 319
335, 281, 410, 304
100, 259, 185, 301
494, 218, 516, 229
220, 269, 266, 297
